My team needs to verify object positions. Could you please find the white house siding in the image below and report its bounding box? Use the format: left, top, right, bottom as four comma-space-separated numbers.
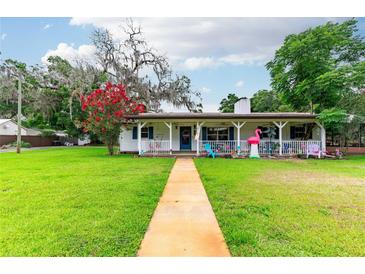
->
0, 120, 27, 135
119, 122, 197, 152
119, 127, 138, 152
119, 121, 320, 153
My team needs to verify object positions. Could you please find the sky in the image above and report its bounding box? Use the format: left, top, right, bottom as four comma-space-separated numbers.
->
1, 17, 364, 112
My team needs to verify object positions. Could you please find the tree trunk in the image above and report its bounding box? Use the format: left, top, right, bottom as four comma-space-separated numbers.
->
303, 123, 315, 140
107, 138, 114, 156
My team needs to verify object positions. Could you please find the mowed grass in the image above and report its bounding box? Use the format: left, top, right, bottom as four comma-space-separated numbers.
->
0, 148, 175, 256
195, 156, 365, 256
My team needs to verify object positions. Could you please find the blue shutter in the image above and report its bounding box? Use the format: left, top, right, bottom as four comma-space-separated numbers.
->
202, 127, 207, 140
132, 127, 137, 139
290, 126, 295, 139
148, 127, 154, 139
229, 127, 234, 140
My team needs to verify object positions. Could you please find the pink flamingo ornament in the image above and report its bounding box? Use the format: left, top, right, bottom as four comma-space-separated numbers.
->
248, 128, 262, 145
247, 128, 262, 158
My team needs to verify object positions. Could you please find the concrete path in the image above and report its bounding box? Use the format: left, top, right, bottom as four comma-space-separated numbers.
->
138, 158, 230, 257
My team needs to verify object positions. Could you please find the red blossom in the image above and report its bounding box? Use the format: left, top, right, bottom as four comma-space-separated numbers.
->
105, 82, 113, 90
80, 82, 145, 141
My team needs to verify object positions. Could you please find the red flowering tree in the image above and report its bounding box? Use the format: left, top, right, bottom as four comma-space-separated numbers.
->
81, 82, 145, 155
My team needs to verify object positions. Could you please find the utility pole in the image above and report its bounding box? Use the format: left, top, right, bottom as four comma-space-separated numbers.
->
17, 76, 22, 154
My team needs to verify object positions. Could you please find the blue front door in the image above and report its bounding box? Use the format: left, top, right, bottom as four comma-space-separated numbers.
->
180, 126, 192, 150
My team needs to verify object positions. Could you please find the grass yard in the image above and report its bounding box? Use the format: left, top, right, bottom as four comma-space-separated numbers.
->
195, 156, 365, 256
0, 148, 175, 256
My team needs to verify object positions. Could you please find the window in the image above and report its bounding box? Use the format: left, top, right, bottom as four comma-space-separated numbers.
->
207, 127, 228, 141
294, 126, 305, 139
132, 126, 153, 139
290, 125, 312, 139
258, 126, 278, 139
141, 127, 149, 138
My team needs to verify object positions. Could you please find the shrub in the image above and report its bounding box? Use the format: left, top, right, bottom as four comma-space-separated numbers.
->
8, 140, 32, 148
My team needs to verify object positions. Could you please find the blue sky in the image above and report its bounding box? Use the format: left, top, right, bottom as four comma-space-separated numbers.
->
1, 17, 364, 111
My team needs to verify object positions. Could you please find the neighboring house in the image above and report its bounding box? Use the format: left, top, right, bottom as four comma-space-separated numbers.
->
0, 119, 41, 136
119, 98, 326, 156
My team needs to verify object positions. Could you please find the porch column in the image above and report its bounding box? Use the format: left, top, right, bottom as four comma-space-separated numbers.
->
315, 121, 326, 153
273, 121, 288, 156
138, 121, 147, 155
164, 122, 173, 155
196, 122, 205, 156
231, 121, 246, 153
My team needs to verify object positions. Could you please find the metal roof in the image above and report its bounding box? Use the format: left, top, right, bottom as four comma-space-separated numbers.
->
0, 119, 11, 125
125, 112, 317, 120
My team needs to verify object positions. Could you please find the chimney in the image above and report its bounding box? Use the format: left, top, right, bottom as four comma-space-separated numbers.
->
234, 97, 251, 114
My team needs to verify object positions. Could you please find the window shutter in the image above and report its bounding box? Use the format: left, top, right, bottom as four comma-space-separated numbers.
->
202, 127, 207, 140
229, 127, 234, 140
290, 126, 295, 139
148, 127, 154, 140
132, 127, 137, 139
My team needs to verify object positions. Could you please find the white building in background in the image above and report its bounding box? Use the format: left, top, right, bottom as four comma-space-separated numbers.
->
0, 119, 41, 136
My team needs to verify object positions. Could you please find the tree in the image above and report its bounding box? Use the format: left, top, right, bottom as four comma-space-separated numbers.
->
91, 20, 201, 112
218, 93, 239, 113
251, 89, 291, 112
81, 82, 145, 155
319, 107, 365, 147
1, 20, 202, 141
1, 56, 107, 137
266, 19, 365, 114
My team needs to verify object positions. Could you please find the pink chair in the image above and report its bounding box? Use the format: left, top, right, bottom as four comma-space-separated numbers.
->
307, 144, 321, 158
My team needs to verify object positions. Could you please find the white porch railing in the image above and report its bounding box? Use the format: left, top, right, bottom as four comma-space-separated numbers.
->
281, 140, 321, 155
140, 139, 322, 156
199, 140, 237, 154
141, 140, 170, 155
199, 140, 321, 156
258, 140, 280, 155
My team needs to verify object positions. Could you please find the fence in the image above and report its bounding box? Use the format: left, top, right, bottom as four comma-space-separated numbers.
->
0, 135, 56, 147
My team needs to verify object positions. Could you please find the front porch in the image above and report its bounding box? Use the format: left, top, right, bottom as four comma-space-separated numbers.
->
119, 116, 326, 157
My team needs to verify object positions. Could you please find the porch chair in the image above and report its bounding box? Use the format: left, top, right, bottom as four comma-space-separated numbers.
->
204, 143, 216, 159
306, 143, 321, 159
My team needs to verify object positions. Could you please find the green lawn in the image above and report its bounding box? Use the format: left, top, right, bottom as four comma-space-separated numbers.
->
0, 148, 175, 256
195, 156, 365, 256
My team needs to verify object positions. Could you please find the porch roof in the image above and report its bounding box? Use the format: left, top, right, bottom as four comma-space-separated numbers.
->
126, 112, 317, 120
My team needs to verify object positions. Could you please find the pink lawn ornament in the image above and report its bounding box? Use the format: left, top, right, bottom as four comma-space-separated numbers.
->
248, 128, 262, 145
248, 128, 262, 158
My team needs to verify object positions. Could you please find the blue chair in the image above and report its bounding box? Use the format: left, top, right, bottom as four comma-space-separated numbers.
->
204, 143, 216, 159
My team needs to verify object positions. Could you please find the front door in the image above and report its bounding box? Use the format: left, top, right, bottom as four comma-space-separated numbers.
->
180, 126, 192, 150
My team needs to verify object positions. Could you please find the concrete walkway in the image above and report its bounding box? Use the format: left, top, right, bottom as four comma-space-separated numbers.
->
138, 158, 230, 257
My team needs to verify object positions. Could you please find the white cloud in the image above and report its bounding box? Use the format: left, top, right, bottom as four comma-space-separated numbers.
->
183, 57, 219, 70
69, 17, 346, 70
41, 42, 96, 65
1, 33, 7, 40
200, 86, 211, 94
43, 24, 52, 30
235, 80, 244, 88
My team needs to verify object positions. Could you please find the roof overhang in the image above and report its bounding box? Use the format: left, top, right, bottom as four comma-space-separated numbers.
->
125, 112, 318, 122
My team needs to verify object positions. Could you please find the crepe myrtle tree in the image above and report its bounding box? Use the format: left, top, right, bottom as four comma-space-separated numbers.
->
81, 82, 145, 155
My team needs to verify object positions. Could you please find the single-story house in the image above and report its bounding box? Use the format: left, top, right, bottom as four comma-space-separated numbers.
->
119, 98, 326, 157
0, 119, 41, 136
